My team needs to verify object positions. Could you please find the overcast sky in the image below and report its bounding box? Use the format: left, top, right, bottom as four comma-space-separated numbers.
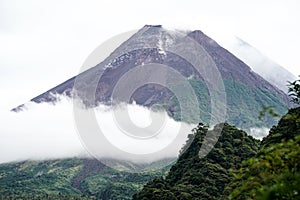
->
1, 0, 300, 110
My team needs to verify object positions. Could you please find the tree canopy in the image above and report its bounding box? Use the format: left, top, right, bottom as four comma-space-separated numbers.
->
288, 75, 300, 105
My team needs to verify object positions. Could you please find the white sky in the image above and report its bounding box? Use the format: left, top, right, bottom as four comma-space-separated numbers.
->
0, 0, 300, 110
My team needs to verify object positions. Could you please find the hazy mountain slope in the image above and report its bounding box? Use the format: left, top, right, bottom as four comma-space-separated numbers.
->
225, 37, 297, 93
12, 25, 290, 130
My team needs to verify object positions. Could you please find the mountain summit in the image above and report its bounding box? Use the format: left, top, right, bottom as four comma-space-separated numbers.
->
13, 25, 290, 129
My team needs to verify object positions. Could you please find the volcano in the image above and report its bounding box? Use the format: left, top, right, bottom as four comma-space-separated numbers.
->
13, 25, 290, 129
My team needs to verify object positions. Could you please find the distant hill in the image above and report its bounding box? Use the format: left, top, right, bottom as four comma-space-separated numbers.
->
0, 158, 171, 199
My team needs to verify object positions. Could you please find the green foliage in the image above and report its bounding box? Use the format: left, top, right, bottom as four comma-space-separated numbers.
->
135, 107, 300, 200
223, 79, 287, 128
167, 79, 288, 129
258, 106, 280, 120
226, 135, 300, 200
226, 107, 300, 200
0, 158, 168, 199
0, 193, 93, 200
288, 75, 300, 105
261, 107, 300, 148
133, 123, 259, 200
0, 159, 83, 196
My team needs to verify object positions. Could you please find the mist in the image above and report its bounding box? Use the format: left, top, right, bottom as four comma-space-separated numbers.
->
0, 96, 195, 164
249, 127, 269, 140
0, 97, 85, 164
220, 37, 297, 93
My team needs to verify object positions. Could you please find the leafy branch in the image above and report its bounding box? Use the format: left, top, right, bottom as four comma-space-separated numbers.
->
288, 75, 300, 105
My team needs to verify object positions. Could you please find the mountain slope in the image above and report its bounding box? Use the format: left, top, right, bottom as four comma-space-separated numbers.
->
13, 25, 290, 129
225, 37, 297, 93
133, 123, 260, 200
0, 158, 169, 199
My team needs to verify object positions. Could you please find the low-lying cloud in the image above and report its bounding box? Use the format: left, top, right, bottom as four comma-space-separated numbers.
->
0, 98, 85, 164
0, 96, 195, 164
0, 94, 272, 166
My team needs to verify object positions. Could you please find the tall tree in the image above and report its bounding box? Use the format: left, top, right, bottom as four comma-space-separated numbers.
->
288, 75, 300, 105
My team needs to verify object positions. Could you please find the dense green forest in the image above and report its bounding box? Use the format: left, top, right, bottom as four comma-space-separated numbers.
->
134, 106, 300, 200
133, 123, 260, 200
167, 79, 288, 129
225, 107, 300, 199
0, 159, 170, 199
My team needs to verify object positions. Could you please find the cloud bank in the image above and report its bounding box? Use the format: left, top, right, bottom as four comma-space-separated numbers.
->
0, 96, 195, 164
0, 95, 272, 166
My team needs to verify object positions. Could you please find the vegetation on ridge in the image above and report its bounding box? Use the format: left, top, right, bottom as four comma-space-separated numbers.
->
226, 107, 300, 199
0, 158, 169, 199
133, 123, 260, 200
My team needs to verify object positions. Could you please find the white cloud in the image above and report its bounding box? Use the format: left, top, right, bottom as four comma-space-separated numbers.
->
0, 96, 195, 164
0, 98, 84, 163
250, 127, 270, 140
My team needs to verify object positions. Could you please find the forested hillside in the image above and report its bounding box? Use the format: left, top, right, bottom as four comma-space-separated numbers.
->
226, 107, 300, 199
0, 159, 169, 199
133, 123, 260, 199
134, 107, 300, 200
